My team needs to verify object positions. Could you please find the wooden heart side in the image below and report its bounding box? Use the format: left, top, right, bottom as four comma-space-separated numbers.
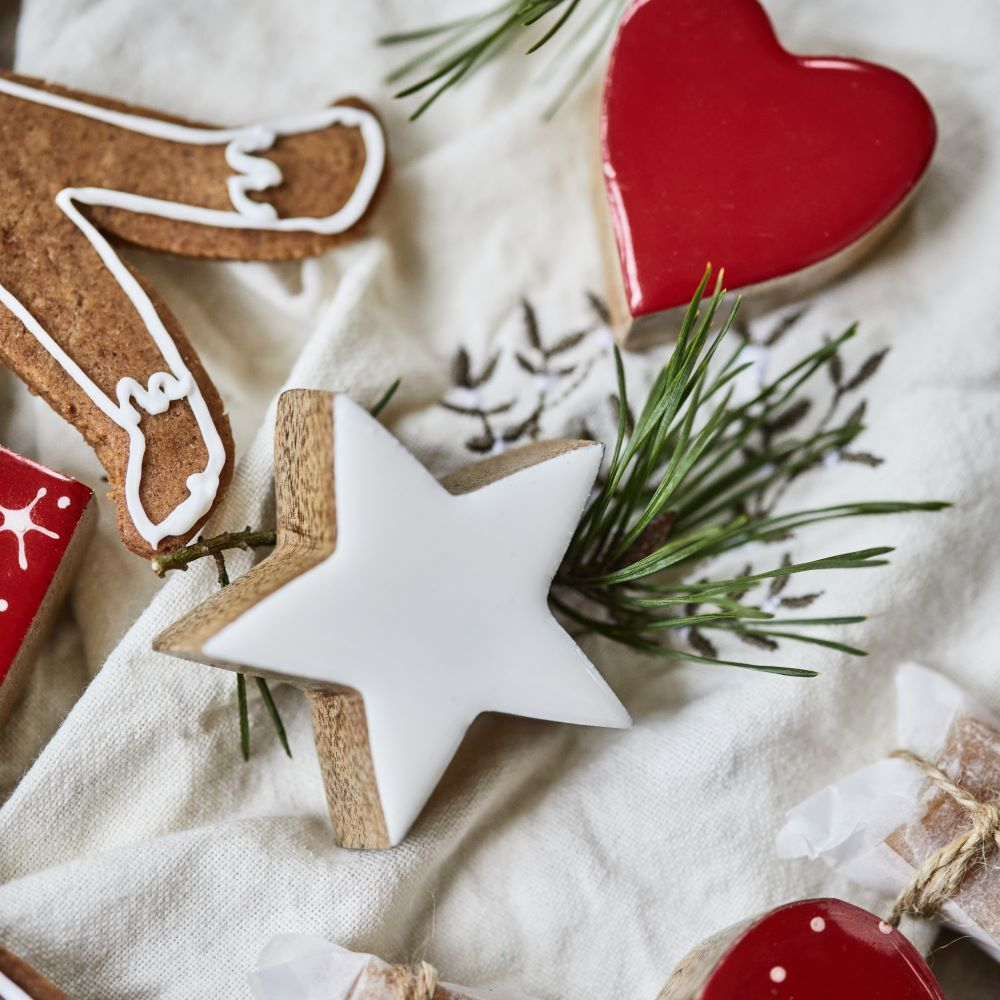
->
658, 899, 945, 999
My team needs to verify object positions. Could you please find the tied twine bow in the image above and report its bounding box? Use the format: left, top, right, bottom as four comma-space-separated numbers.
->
887, 748, 1000, 927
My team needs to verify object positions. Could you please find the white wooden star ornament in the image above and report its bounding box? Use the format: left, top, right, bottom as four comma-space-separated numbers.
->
155, 390, 630, 848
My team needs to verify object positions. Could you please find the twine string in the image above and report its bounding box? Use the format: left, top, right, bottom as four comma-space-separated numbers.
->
359, 959, 439, 999
388, 961, 438, 1000
887, 748, 1000, 926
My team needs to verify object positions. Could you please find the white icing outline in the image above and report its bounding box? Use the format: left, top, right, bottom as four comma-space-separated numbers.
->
0, 76, 386, 547
0, 969, 36, 1000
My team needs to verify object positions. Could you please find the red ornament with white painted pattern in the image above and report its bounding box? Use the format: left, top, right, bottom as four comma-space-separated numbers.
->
0, 445, 93, 723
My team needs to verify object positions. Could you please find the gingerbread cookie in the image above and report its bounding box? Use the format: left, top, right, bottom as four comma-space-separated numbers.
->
0, 945, 71, 1000
0, 72, 387, 556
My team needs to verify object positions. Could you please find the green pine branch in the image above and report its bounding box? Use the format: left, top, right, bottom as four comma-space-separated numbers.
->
554, 269, 949, 676
379, 0, 625, 119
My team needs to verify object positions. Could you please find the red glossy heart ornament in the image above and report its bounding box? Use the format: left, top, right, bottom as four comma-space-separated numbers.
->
601, 0, 937, 346
657, 899, 945, 1000
0, 445, 93, 726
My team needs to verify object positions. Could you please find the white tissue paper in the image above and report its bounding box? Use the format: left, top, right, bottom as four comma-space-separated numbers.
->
248, 934, 537, 1000
777, 662, 1000, 961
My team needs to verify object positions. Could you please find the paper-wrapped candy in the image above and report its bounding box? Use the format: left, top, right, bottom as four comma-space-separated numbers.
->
249, 935, 537, 1000
778, 662, 1000, 960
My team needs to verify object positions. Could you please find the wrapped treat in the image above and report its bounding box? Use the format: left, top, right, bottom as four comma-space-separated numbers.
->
248, 935, 536, 1000
777, 662, 1000, 960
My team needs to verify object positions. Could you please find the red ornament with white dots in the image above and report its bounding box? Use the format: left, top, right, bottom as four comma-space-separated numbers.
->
660, 898, 945, 999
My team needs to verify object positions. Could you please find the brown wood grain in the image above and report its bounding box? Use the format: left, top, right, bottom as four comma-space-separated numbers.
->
655, 917, 755, 1000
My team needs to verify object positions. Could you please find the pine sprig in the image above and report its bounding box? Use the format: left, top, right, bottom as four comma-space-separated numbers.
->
379, 0, 624, 119
555, 271, 948, 676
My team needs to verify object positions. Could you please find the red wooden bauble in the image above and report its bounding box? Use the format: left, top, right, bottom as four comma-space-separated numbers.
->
700, 899, 944, 999
0, 446, 93, 687
601, 0, 937, 318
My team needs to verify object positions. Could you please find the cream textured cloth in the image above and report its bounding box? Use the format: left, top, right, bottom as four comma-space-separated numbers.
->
1, 1, 998, 998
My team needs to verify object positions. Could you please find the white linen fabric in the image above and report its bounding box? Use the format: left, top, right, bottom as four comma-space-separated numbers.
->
0, 1, 998, 997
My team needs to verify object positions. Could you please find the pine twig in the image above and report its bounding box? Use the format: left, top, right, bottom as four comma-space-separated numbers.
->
370, 377, 402, 418
237, 673, 250, 762
380, 0, 623, 120
151, 527, 277, 578
255, 678, 292, 758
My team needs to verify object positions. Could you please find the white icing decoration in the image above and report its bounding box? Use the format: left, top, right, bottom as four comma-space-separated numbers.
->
0, 969, 36, 1000
0, 76, 386, 548
0, 488, 59, 570
769, 966, 787, 984
0, 599, 8, 612
57, 496, 71, 509
878, 920, 894, 935
203, 395, 630, 845
810, 915, 826, 932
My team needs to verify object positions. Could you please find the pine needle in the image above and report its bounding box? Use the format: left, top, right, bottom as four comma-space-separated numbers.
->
237, 673, 250, 762
256, 677, 292, 758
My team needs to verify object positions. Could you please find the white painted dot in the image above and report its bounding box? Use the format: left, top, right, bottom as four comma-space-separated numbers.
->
769, 966, 787, 983
57, 496, 71, 509
0, 599, 7, 612
878, 920, 894, 935
810, 916, 826, 932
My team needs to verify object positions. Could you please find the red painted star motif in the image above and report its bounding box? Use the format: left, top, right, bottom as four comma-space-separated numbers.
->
0, 446, 93, 723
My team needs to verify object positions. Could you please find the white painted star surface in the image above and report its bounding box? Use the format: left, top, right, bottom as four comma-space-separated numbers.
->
204, 395, 630, 844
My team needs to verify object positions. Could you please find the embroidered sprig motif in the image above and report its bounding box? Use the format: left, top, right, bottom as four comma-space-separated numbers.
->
436, 270, 945, 674
441, 293, 613, 454
721, 310, 890, 524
